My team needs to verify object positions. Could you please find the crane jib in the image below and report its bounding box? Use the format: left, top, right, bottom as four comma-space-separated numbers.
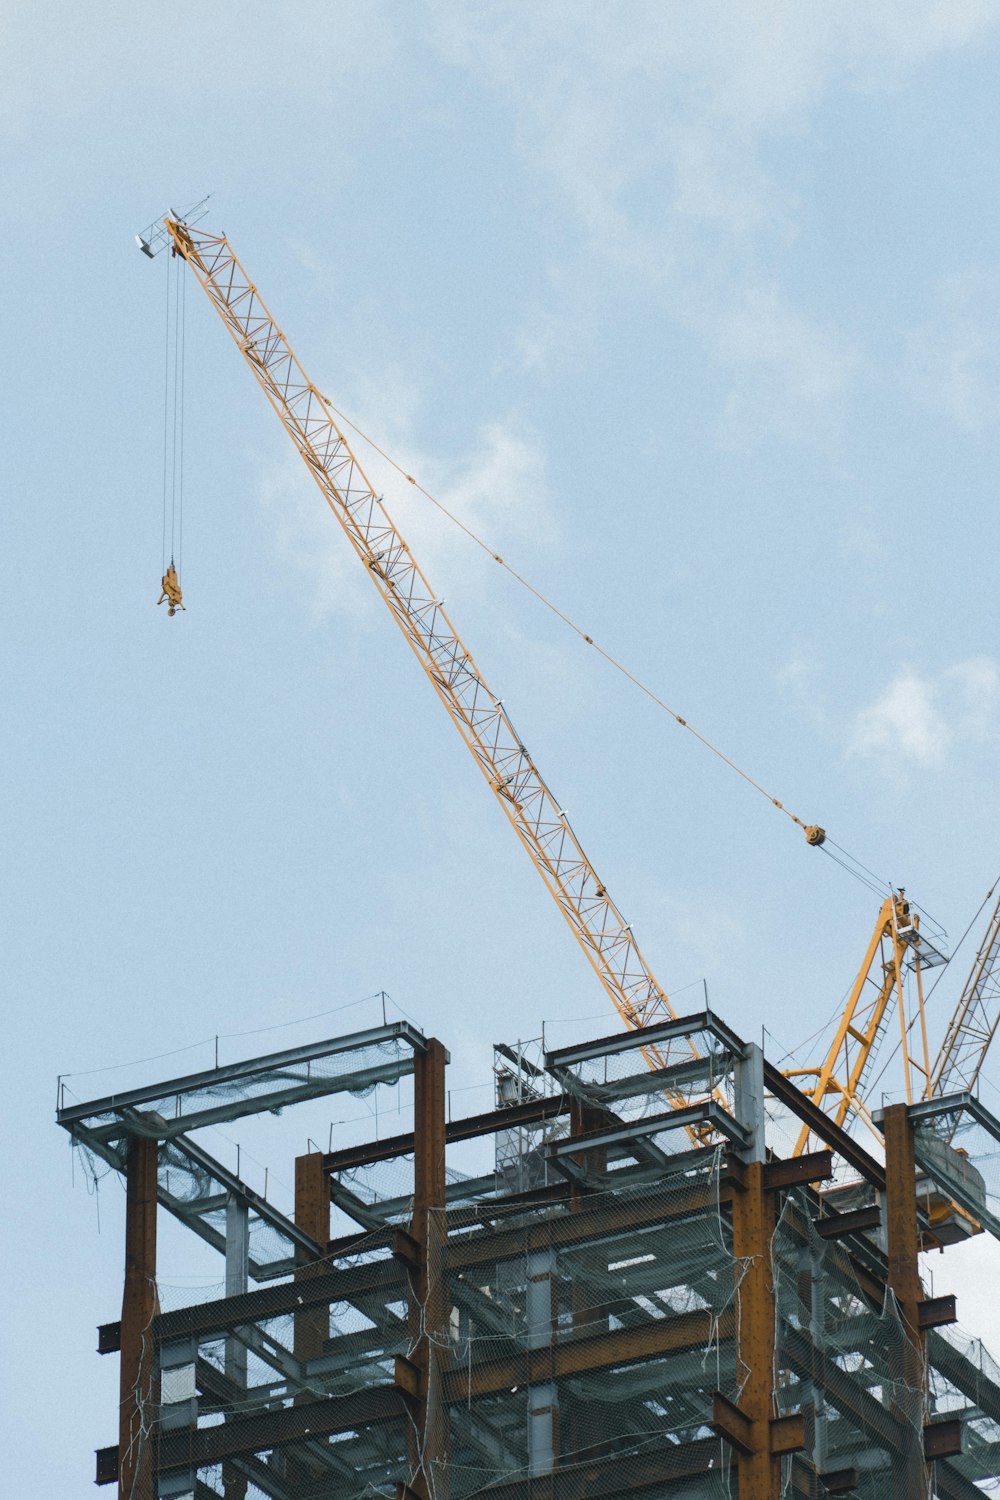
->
163, 216, 700, 1080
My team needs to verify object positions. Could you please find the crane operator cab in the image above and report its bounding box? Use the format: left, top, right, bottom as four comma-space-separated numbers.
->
157, 563, 185, 616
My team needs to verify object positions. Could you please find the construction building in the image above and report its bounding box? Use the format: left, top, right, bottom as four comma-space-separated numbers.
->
59, 1002, 1000, 1499
61, 206, 1000, 1500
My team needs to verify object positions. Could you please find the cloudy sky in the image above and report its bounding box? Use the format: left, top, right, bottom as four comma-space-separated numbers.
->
4, 2, 1000, 1491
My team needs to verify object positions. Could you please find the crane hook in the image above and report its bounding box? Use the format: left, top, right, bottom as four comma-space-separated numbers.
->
157, 562, 185, 617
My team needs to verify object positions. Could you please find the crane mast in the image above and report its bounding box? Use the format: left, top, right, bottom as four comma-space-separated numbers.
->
163, 217, 687, 1057
785, 891, 945, 1155
929, 888, 1000, 1117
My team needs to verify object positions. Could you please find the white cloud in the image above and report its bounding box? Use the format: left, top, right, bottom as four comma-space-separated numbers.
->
0, 1, 402, 139
708, 283, 860, 447
905, 270, 1000, 432
429, 1, 999, 441
258, 372, 556, 627
848, 656, 1000, 767
776, 648, 830, 733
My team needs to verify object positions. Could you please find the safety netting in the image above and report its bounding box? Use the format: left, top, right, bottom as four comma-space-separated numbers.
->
771, 1186, 929, 1498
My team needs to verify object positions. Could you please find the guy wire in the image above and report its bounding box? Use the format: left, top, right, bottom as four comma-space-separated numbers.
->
319, 396, 890, 893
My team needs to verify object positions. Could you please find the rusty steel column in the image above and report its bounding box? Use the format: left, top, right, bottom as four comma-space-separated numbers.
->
564, 1097, 606, 1464
408, 1038, 449, 1500
288, 1152, 331, 1492
883, 1103, 928, 1499
119, 1135, 159, 1500
731, 1159, 781, 1500
293, 1151, 330, 1364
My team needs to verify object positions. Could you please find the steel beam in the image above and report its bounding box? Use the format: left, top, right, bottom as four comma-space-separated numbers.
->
324, 1094, 570, 1173
762, 1062, 886, 1190
544, 1007, 745, 1070
156, 1384, 407, 1471
57, 1022, 427, 1128
442, 1306, 733, 1401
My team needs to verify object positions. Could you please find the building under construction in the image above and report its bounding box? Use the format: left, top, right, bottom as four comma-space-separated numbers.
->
59, 1001, 1000, 1500
59, 207, 1000, 1499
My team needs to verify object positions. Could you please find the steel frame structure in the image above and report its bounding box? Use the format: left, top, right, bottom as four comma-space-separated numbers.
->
60, 1007, 1000, 1500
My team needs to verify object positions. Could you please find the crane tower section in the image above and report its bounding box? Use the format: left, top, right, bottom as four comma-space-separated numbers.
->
930, 889, 1000, 1121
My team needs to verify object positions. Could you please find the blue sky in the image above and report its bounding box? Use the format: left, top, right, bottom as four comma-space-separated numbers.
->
4, 3, 1000, 1490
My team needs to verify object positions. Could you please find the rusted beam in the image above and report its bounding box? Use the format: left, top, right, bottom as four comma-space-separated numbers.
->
443, 1306, 732, 1402
157, 1383, 406, 1471
95, 1446, 119, 1487
923, 1419, 964, 1460
769, 1412, 806, 1455
119, 1135, 158, 1500
711, 1390, 753, 1454
762, 1062, 886, 1191
919, 1293, 958, 1330
819, 1470, 858, 1494
324, 1094, 570, 1173
97, 1321, 121, 1354
763, 1149, 833, 1191
814, 1205, 881, 1240
449, 1176, 726, 1270
153, 1252, 404, 1343
394, 1354, 421, 1401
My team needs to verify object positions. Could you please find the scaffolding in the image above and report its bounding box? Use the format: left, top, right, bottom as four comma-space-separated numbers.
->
58, 1007, 1000, 1499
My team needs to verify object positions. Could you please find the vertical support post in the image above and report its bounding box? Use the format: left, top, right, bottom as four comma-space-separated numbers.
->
564, 1096, 606, 1462
732, 1043, 780, 1500
526, 1250, 558, 1475
409, 1038, 448, 1500
289, 1153, 331, 1492
119, 1136, 158, 1500
732, 1161, 780, 1499
223, 1195, 249, 1500
293, 1152, 330, 1366
883, 1104, 927, 1498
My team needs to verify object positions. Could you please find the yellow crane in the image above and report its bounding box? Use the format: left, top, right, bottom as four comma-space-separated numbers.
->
787, 880, 1000, 1166
150, 209, 996, 1153
785, 892, 946, 1154
155, 213, 694, 1066
928, 883, 1000, 1132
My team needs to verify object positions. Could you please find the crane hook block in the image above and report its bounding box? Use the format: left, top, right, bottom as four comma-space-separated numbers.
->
804, 825, 826, 847
157, 564, 186, 617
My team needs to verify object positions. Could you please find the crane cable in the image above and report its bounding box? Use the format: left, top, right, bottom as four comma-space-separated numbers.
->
320, 397, 829, 847
161, 251, 187, 580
